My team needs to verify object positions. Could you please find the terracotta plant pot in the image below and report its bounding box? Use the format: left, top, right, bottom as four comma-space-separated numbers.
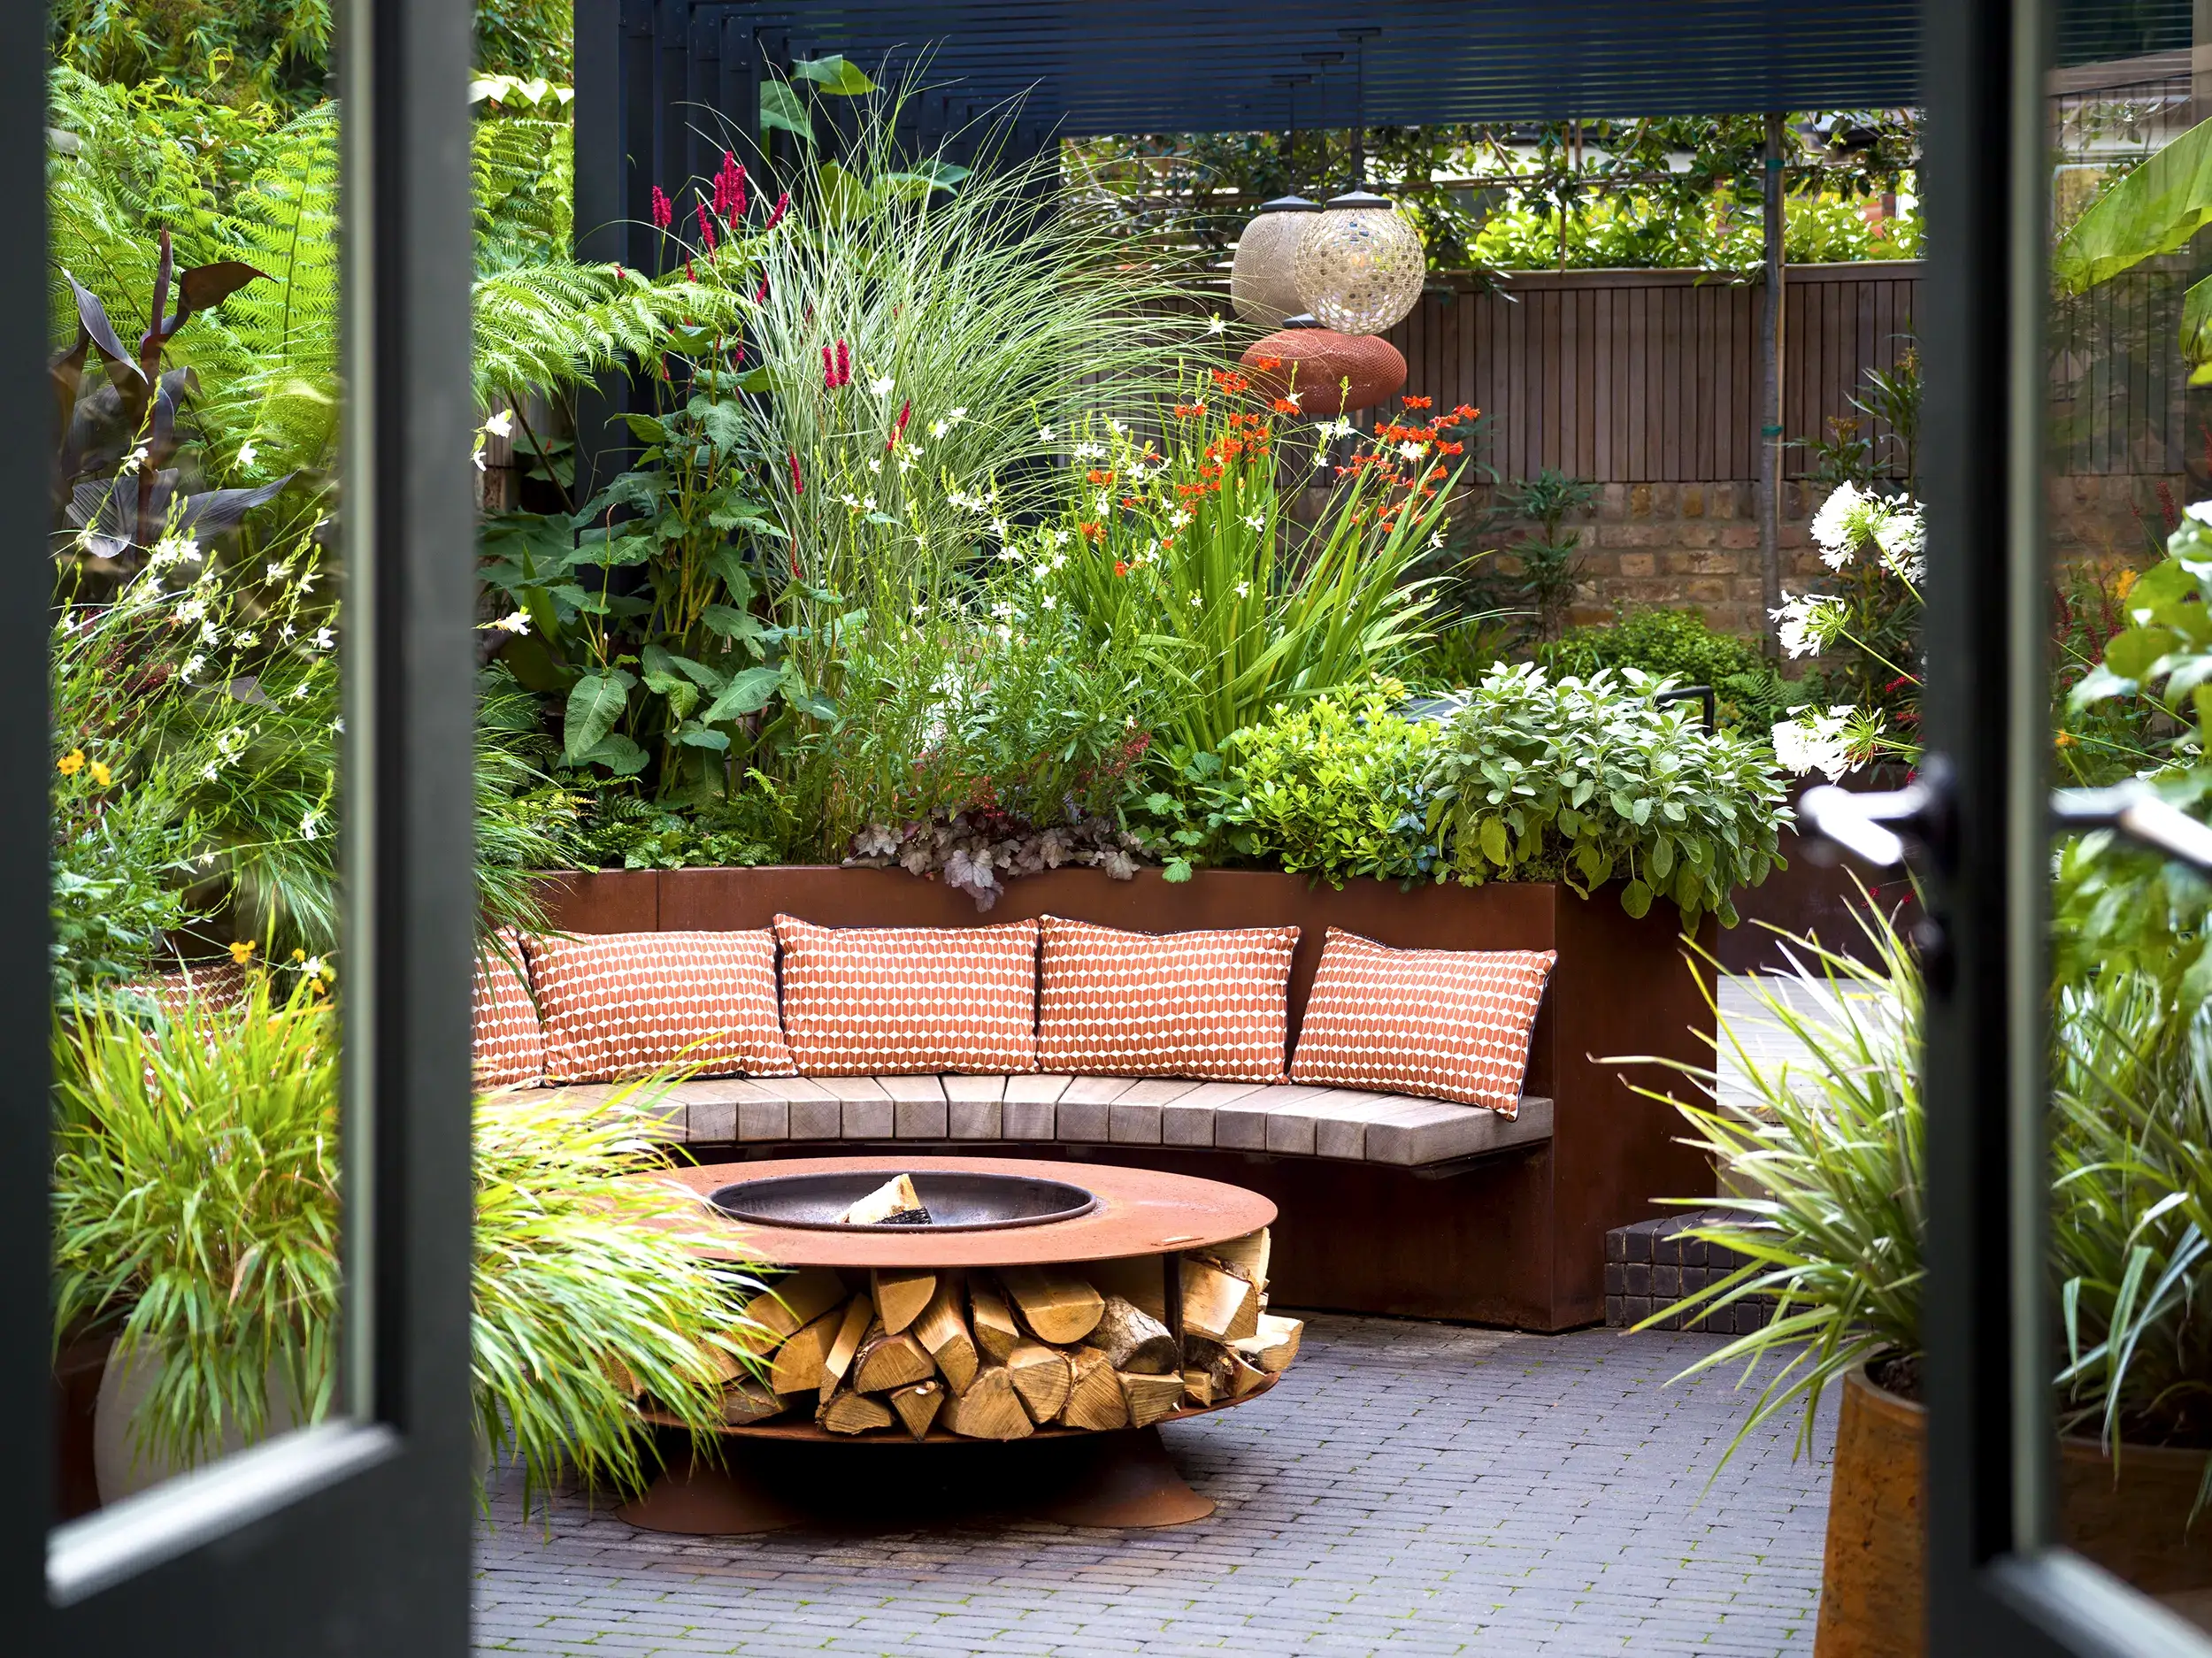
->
1816, 1364, 2212, 1655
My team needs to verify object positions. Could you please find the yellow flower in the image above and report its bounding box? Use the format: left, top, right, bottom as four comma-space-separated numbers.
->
89, 761, 111, 788
56, 749, 84, 776
2054, 732, 2079, 749
2116, 568, 2139, 601
291, 948, 306, 963
229, 939, 257, 966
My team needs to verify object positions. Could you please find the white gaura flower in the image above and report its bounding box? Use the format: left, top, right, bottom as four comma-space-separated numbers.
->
1205, 314, 1226, 336
481, 409, 513, 439
870, 374, 895, 397
1073, 441, 1106, 461
1316, 417, 1355, 441
1234, 580, 1251, 599
180, 654, 206, 683
1108, 418, 1126, 436
301, 810, 323, 842
1041, 593, 1057, 610
1187, 590, 1203, 608
485, 610, 532, 634
472, 450, 487, 472
995, 548, 1021, 563
931, 419, 949, 440
297, 572, 318, 594
946, 407, 968, 425
312, 626, 336, 650
235, 441, 257, 469
1770, 706, 1859, 781
265, 561, 287, 583
990, 602, 1014, 620
1242, 512, 1265, 532
1038, 425, 1056, 443
866, 457, 882, 474
1279, 388, 1302, 411
119, 445, 150, 475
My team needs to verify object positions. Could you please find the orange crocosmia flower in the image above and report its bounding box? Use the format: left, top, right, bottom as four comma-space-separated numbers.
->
1271, 398, 1299, 414
1113, 560, 1130, 577
1086, 469, 1115, 486
1252, 355, 1283, 372
1123, 495, 1143, 510
1454, 403, 1479, 420
1173, 403, 1206, 418
1079, 520, 1104, 541
1439, 441, 1464, 456
1402, 395, 1432, 409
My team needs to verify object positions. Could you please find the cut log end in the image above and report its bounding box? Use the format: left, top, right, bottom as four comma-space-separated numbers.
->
871, 1268, 939, 1336
853, 1330, 935, 1394
1000, 1263, 1106, 1346
888, 1379, 944, 1440
818, 1387, 895, 1435
1119, 1369, 1186, 1429
943, 1362, 1033, 1440
1061, 1347, 1130, 1432
1005, 1340, 1072, 1423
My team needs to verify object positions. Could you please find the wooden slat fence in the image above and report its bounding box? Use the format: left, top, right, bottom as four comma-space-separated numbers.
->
1381, 260, 2186, 484
1382, 264, 1923, 485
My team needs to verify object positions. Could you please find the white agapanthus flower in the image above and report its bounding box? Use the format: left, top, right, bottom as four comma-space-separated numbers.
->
1771, 593, 1843, 660
1871, 504, 1926, 584
1770, 706, 1860, 781
1809, 480, 1867, 568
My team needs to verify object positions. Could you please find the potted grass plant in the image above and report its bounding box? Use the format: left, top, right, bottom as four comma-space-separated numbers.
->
1632, 902, 2210, 1657
53, 969, 767, 1508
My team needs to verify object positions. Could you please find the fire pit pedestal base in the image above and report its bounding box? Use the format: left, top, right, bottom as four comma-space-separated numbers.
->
618, 1422, 1223, 1535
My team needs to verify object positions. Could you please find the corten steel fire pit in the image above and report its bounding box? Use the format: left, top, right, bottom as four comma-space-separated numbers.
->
618, 1155, 1281, 1535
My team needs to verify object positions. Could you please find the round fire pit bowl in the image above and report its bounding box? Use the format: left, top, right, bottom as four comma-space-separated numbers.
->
707, 1169, 1098, 1232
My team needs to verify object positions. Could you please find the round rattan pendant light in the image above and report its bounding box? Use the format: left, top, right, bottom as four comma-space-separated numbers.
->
1230, 196, 1320, 328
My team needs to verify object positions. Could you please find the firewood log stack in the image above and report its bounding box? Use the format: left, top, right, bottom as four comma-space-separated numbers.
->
699, 1230, 1300, 1439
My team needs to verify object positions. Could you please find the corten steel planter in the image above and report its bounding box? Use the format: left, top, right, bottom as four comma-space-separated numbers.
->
1816, 1364, 2212, 1655
1722, 779, 1922, 974
534, 866, 1718, 1331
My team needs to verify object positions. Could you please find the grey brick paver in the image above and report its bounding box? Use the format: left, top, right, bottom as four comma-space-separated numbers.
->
475, 1320, 1832, 1655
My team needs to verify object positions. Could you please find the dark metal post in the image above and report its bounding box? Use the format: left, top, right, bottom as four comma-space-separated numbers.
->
1759, 111, 1787, 656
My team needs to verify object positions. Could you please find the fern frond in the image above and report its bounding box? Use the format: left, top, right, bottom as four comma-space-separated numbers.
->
472, 262, 743, 404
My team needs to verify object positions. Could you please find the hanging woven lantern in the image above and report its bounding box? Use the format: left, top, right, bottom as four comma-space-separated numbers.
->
1293, 190, 1425, 337
1229, 196, 1320, 329
1239, 327, 1406, 416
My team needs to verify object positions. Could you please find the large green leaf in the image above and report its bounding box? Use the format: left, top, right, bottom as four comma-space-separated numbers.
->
758, 81, 810, 142
2055, 115, 2212, 294
562, 668, 634, 764
700, 665, 781, 723
792, 55, 877, 96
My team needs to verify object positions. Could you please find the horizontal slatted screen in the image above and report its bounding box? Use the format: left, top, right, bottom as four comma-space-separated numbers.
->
1385, 262, 2179, 483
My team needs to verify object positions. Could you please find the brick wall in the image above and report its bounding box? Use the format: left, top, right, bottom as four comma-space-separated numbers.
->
1463, 472, 2184, 640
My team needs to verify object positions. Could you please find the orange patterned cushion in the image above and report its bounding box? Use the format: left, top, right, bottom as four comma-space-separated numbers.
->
144, 959, 249, 1023
472, 929, 543, 1090
1036, 916, 1299, 1083
772, 914, 1039, 1075
1290, 928, 1555, 1115
526, 929, 795, 1084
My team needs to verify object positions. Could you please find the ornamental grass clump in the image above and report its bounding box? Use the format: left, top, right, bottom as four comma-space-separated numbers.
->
52, 969, 344, 1475
54, 971, 767, 1508
1640, 895, 2212, 1513
1423, 663, 1791, 926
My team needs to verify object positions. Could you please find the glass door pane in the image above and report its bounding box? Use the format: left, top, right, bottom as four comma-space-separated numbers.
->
2038, 24, 2212, 1641
46, 46, 351, 1518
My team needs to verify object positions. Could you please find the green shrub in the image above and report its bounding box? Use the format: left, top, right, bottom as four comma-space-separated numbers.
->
1423, 664, 1791, 926
1537, 606, 1800, 736
1202, 686, 1444, 885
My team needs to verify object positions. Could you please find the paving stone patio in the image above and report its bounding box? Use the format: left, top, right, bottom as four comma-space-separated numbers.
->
473, 1316, 1837, 1656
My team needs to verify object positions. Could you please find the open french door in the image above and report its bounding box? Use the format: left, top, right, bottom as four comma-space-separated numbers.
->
0, 1, 478, 1652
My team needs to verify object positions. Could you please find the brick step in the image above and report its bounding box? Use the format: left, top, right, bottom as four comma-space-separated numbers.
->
1604, 1212, 1775, 1334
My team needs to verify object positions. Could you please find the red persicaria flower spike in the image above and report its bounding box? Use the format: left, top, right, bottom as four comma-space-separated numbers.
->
755, 277, 769, 303
822, 345, 835, 387
835, 340, 850, 387
787, 452, 803, 495
685, 258, 696, 283
764, 191, 789, 229
895, 398, 911, 435
730, 159, 747, 218
650, 185, 673, 229
695, 203, 718, 253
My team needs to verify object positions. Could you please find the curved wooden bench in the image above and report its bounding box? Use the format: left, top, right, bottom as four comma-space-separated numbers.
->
516, 1073, 1554, 1171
